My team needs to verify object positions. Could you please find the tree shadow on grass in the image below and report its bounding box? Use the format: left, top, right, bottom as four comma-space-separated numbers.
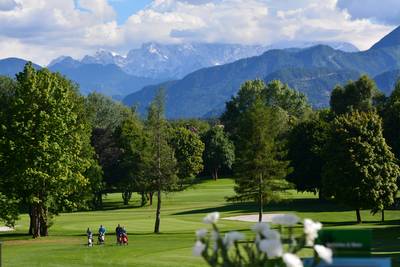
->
372, 225, 400, 250
82, 197, 148, 211
0, 232, 30, 238
99, 201, 143, 211
322, 219, 400, 226
173, 198, 351, 216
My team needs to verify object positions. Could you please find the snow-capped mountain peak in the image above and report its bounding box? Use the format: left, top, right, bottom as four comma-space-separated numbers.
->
49, 41, 359, 80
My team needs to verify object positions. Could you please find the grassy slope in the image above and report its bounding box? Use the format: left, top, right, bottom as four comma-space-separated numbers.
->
1, 178, 399, 266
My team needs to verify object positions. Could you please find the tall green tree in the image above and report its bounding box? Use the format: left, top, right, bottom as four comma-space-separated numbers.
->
85, 92, 132, 198
330, 75, 382, 115
0, 76, 19, 226
262, 80, 312, 119
146, 89, 178, 233
0, 64, 93, 237
115, 113, 150, 205
228, 99, 291, 222
382, 80, 400, 159
322, 111, 399, 223
202, 126, 235, 180
170, 127, 204, 186
85, 92, 132, 130
90, 128, 122, 191
221, 79, 311, 141
286, 111, 330, 197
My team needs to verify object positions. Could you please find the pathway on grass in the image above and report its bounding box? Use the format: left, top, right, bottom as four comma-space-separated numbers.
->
223, 213, 287, 222
0, 226, 14, 232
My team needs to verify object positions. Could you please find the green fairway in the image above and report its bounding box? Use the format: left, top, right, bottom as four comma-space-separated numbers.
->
1, 178, 400, 266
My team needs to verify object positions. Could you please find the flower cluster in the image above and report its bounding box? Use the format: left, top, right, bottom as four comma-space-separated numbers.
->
193, 212, 332, 267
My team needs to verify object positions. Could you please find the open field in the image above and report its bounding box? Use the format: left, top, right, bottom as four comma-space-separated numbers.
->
1, 178, 400, 267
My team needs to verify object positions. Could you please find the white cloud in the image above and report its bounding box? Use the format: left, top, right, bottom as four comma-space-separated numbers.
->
122, 0, 393, 49
337, 0, 400, 25
0, 0, 120, 64
0, 0, 397, 65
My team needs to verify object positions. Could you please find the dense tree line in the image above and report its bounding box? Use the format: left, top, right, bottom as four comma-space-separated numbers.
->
1, 63, 399, 237
222, 76, 400, 223
0, 64, 211, 236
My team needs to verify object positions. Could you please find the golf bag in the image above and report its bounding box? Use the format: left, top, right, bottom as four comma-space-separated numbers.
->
98, 233, 105, 245
87, 233, 93, 247
117, 233, 128, 245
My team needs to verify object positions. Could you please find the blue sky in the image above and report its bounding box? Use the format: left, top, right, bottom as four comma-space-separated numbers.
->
0, 0, 399, 64
108, 0, 152, 24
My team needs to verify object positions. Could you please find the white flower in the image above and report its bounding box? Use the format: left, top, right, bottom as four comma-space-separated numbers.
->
303, 219, 322, 246
259, 239, 283, 258
255, 233, 261, 244
193, 241, 206, 256
196, 229, 208, 239
211, 230, 219, 240
251, 222, 270, 234
223, 231, 245, 248
271, 214, 300, 226
203, 212, 220, 224
211, 230, 219, 251
314, 245, 333, 264
283, 253, 303, 267
262, 229, 280, 240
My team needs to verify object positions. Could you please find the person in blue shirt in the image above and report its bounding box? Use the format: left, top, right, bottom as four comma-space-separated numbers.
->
98, 225, 106, 235
98, 225, 106, 244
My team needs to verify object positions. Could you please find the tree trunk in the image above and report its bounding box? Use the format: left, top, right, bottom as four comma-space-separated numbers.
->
258, 175, 263, 222
154, 189, 162, 233
40, 218, 48, 236
93, 192, 102, 209
39, 206, 49, 237
122, 191, 132, 205
140, 191, 147, 207
149, 192, 153, 206
98, 193, 103, 207
31, 204, 41, 238
212, 167, 219, 180
28, 206, 34, 236
381, 210, 385, 222
356, 208, 362, 224
318, 189, 324, 201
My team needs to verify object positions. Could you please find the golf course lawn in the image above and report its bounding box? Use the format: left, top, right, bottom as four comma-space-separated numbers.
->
1, 178, 399, 266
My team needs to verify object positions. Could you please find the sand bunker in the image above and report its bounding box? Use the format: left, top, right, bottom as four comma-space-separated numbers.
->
223, 213, 287, 222
0, 226, 15, 232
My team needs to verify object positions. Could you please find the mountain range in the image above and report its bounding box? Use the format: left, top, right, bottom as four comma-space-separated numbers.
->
1, 32, 400, 119
123, 26, 400, 118
49, 41, 358, 81
0, 41, 359, 100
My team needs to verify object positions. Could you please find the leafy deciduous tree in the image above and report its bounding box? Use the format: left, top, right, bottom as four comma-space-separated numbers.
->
322, 111, 399, 223
330, 75, 382, 115
85, 92, 133, 205
202, 126, 235, 180
382, 80, 400, 160
286, 111, 330, 197
170, 127, 205, 186
221, 79, 311, 141
115, 113, 150, 205
0, 64, 94, 237
0, 193, 19, 227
